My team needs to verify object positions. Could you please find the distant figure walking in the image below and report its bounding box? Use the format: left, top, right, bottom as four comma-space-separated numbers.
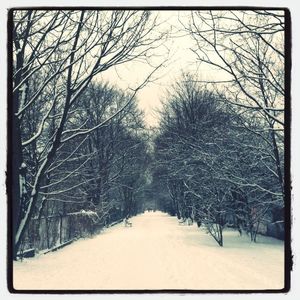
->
123, 216, 132, 227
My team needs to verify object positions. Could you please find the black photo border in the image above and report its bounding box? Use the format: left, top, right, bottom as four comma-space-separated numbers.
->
6, 6, 292, 295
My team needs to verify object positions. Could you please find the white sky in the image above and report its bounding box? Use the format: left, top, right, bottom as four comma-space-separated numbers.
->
99, 11, 219, 127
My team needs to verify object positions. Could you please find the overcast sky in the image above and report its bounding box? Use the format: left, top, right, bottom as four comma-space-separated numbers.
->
99, 11, 220, 127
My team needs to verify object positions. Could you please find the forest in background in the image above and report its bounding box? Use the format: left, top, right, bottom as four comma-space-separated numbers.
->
9, 9, 287, 258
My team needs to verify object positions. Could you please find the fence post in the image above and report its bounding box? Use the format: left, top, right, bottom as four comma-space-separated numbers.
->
59, 214, 63, 245
46, 216, 50, 249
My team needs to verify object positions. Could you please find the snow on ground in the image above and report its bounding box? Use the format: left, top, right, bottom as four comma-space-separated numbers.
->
13, 211, 284, 290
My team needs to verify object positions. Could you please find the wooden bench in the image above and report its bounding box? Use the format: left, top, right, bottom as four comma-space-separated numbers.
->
124, 218, 132, 227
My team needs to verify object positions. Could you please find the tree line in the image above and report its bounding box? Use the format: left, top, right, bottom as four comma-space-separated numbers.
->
9, 9, 287, 256
10, 10, 163, 258
152, 10, 286, 246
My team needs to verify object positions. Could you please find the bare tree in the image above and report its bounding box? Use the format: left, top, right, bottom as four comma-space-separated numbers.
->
11, 9, 167, 257
184, 10, 285, 198
153, 74, 283, 245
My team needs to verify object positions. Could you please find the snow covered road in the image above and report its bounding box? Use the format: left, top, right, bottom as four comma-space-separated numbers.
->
13, 211, 285, 290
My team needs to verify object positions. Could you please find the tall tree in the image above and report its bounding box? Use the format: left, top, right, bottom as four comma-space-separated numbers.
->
185, 10, 285, 197
153, 75, 283, 245
11, 10, 165, 257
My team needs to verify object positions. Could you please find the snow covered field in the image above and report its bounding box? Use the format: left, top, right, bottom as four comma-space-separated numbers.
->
13, 211, 284, 291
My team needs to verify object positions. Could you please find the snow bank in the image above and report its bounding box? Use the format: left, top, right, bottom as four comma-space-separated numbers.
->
13, 211, 284, 290
68, 209, 100, 222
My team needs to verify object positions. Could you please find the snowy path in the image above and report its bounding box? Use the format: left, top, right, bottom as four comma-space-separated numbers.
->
13, 211, 284, 290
